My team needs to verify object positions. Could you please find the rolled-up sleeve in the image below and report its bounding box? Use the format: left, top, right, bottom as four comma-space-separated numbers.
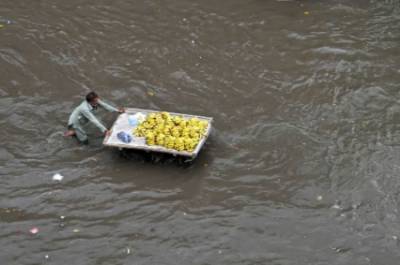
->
98, 99, 118, 112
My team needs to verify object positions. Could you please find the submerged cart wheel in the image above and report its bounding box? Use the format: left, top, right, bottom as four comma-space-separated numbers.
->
119, 148, 128, 158
119, 149, 151, 162
176, 156, 195, 167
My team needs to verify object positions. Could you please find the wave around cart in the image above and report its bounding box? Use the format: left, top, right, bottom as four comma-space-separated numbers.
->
103, 108, 213, 158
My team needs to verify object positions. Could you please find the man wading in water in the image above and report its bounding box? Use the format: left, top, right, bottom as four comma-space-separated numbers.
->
65, 91, 124, 144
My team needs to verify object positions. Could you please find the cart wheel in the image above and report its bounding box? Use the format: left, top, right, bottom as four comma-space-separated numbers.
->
150, 153, 166, 164
176, 156, 194, 167
184, 157, 195, 164
150, 153, 158, 163
119, 148, 129, 159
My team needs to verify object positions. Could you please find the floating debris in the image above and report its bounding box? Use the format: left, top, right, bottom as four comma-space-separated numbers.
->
52, 173, 64, 181
30, 227, 39, 234
73, 228, 80, 233
317, 195, 323, 201
0, 19, 12, 24
304, 11, 310, 15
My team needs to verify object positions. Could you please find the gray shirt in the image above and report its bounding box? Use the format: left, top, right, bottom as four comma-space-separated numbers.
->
68, 99, 118, 133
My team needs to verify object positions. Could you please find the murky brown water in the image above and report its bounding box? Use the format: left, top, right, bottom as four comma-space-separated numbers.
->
2, 0, 400, 264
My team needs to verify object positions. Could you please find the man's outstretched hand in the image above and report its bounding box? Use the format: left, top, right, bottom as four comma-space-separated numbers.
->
104, 130, 112, 136
118, 108, 125, 113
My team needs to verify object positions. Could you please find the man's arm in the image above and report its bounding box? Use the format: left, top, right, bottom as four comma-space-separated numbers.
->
81, 107, 107, 133
98, 99, 118, 112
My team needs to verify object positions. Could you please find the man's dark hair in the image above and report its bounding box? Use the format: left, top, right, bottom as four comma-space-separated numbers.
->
86, 92, 99, 103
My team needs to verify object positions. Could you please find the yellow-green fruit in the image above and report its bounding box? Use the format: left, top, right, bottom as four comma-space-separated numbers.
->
145, 132, 155, 145
164, 117, 172, 124
135, 127, 146, 137
148, 122, 155, 128
147, 113, 156, 121
173, 116, 183, 125
191, 126, 200, 132
172, 127, 181, 137
156, 117, 164, 125
189, 143, 197, 151
163, 127, 171, 136
155, 124, 164, 134
155, 113, 163, 121
183, 138, 193, 151
175, 137, 185, 151
182, 128, 190, 138
138, 112, 207, 151
156, 134, 166, 146
189, 139, 198, 150
161, 112, 171, 120
188, 118, 200, 126
165, 121, 174, 128
186, 145, 195, 152
165, 136, 175, 149
145, 131, 154, 138
190, 128, 200, 139
179, 120, 187, 128
199, 120, 208, 128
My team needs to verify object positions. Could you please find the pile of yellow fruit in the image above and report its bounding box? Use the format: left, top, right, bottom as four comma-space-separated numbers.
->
133, 112, 209, 152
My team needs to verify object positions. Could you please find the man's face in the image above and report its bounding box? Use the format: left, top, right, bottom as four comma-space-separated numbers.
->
90, 97, 99, 107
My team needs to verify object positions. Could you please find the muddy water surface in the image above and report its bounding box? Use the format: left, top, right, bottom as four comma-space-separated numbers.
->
1, 1, 400, 264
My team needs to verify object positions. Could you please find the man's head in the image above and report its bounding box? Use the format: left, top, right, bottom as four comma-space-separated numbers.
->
86, 92, 99, 107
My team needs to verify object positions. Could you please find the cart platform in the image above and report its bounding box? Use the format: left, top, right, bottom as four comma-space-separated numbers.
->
103, 108, 213, 158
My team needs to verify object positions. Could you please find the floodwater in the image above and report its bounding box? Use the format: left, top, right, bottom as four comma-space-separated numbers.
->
1, 0, 400, 264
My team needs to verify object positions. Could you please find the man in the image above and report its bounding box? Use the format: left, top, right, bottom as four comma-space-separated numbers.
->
65, 91, 124, 144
